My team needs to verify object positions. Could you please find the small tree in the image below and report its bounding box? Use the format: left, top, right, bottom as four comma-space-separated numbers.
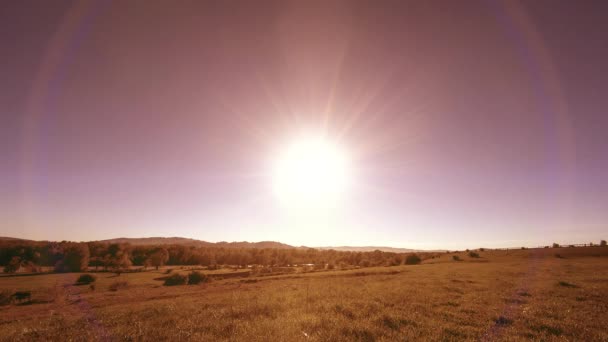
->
148, 248, 169, 270
552, 243, 560, 248
600, 240, 607, 247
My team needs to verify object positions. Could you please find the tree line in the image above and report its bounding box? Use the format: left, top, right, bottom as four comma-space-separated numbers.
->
0, 240, 416, 273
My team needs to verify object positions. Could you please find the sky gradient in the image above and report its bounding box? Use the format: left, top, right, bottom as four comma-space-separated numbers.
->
2, 0, 607, 249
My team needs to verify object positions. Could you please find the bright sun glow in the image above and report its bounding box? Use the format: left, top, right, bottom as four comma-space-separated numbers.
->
273, 137, 351, 207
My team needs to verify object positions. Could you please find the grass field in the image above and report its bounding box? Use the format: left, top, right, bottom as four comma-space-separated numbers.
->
1, 247, 607, 341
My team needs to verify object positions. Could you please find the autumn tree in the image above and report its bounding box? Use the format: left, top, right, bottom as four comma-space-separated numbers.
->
148, 248, 169, 270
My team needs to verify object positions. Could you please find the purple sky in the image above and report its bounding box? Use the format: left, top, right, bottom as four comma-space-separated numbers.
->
2, 1, 607, 249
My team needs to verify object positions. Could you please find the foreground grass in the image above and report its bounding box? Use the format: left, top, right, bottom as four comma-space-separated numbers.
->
1, 249, 607, 341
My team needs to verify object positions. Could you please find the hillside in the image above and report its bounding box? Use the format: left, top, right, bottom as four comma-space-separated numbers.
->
0, 237, 33, 242
98, 237, 295, 249
3, 236, 431, 252
317, 246, 424, 253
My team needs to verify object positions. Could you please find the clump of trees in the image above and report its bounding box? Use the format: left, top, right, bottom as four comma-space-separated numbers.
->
4, 257, 23, 273
2, 240, 441, 273
55, 243, 90, 272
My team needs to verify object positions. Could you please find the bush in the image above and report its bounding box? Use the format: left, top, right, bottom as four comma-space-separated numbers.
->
405, 254, 421, 265
468, 252, 480, 258
187, 271, 208, 285
109, 281, 128, 291
76, 274, 96, 285
164, 273, 187, 286
601, 240, 607, 247
552, 243, 560, 248
0, 290, 11, 306
452, 255, 462, 261
558, 281, 578, 288
164, 268, 173, 274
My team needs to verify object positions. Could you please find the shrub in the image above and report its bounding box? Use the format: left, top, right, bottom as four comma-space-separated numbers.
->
495, 316, 513, 326
0, 290, 11, 306
164, 273, 187, 286
552, 243, 560, 248
468, 252, 480, 258
12, 291, 31, 303
75, 274, 96, 285
109, 281, 128, 291
388, 256, 402, 266
164, 268, 173, 274
558, 281, 578, 288
187, 271, 208, 285
479, 248, 485, 252
405, 254, 421, 265
555, 254, 565, 259
452, 255, 462, 261
601, 240, 607, 247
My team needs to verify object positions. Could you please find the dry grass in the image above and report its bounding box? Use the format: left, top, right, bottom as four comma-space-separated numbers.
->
0, 248, 607, 341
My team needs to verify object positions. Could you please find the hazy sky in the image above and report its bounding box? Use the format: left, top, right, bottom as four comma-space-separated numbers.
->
2, 0, 607, 249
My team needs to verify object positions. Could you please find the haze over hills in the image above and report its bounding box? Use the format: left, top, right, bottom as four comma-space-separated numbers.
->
98, 237, 295, 249
1, 236, 437, 252
317, 246, 419, 253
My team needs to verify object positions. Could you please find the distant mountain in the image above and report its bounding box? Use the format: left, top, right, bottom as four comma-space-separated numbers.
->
1, 236, 435, 252
98, 237, 295, 249
316, 246, 424, 253
0, 236, 33, 241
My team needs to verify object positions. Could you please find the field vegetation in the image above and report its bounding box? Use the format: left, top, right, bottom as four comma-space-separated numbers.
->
0, 246, 607, 341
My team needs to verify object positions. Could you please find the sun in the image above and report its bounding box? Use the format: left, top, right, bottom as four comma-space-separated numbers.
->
272, 136, 351, 207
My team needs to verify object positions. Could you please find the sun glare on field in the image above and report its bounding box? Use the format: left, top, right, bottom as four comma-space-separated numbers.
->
272, 136, 351, 208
